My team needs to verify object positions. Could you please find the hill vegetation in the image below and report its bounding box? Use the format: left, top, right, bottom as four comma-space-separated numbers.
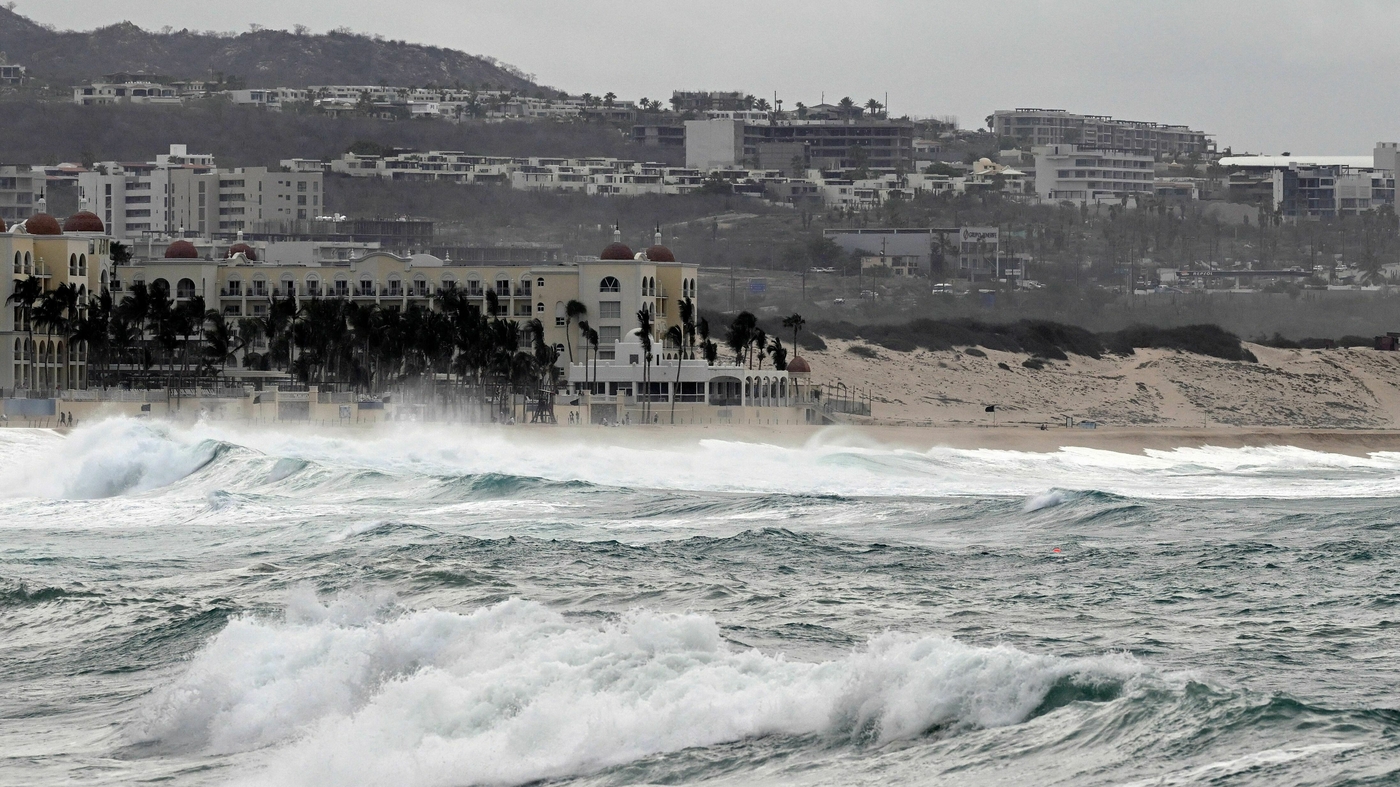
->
0, 102, 649, 168
0, 7, 539, 90
768, 317, 1258, 362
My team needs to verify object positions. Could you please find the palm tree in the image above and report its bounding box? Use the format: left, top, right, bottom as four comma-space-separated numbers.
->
837, 96, 857, 119
865, 98, 883, 119
677, 297, 696, 360
782, 313, 806, 353
636, 308, 653, 423
751, 327, 767, 370
666, 324, 684, 424
6, 276, 42, 390
564, 300, 587, 363
768, 336, 788, 371
697, 317, 715, 366
585, 325, 599, 401
726, 311, 755, 366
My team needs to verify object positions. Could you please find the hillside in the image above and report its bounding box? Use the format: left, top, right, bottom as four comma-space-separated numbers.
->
0, 102, 645, 168
0, 8, 539, 90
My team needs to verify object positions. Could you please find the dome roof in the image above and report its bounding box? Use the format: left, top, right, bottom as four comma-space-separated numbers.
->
23, 213, 62, 236
786, 355, 812, 374
62, 211, 104, 233
164, 240, 199, 259
227, 242, 257, 261
644, 244, 676, 262
600, 242, 634, 261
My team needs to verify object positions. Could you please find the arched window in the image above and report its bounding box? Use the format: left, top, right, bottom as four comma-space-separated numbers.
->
305, 274, 321, 296
441, 273, 457, 294
495, 276, 511, 297
78, 254, 87, 276
281, 276, 296, 297
386, 275, 402, 296
151, 278, 170, 299
357, 275, 373, 296
69, 254, 77, 276
176, 278, 196, 299
600, 276, 620, 293
252, 275, 268, 297
412, 274, 428, 296
100, 270, 108, 290
519, 276, 532, 297
536, 301, 545, 313
333, 275, 349, 297
24, 251, 32, 274
537, 277, 545, 288
554, 301, 565, 326
12, 251, 18, 274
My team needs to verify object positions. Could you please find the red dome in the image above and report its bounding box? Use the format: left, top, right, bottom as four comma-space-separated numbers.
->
786, 356, 812, 374
227, 242, 257, 261
600, 242, 635, 261
23, 213, 62, 236
644, 244, 676, 262
164, 240, 199, 259
62, 211, 104, 233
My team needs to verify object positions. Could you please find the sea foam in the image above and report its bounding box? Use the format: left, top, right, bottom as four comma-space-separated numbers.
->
129, 595, 1138, 787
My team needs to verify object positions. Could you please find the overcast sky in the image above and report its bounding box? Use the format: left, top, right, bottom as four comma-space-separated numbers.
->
19, 0, 1399, 154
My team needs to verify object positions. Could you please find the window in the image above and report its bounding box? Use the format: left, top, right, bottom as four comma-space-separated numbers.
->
599, 301, 621, 319
495, 278, 511, 296
599, 326, 621, 344
226, 278, 242, 296
519, 279, 531, 296
536, 302, 545, 312
537, 277, 545, 288
600, 276, 620, 292
677, 382, 705, 402
306, 277, 321, 296
333, 278, 349, 297
176, 278, 196, 299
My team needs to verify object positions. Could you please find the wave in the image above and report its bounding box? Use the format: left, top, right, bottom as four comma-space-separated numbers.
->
129, 593, 1139, 786
8, 420, 1400, 502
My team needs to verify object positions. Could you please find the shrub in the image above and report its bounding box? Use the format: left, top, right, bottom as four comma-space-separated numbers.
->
847, 345, 880, 359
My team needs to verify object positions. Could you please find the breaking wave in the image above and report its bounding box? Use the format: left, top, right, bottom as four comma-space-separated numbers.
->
130, 593, 1139, 787
5, 419, 1400, 504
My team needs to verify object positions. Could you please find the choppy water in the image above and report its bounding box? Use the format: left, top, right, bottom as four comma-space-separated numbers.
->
1, 419, 1398, 786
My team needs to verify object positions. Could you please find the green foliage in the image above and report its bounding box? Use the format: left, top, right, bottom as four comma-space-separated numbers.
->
1102, 324, 1257, 362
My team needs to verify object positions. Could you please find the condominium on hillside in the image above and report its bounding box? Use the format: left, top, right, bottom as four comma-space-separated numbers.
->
992, 109, 1209, 157
1033, 144, 1156, 203
685, 116, 916, 171
75, 145, 324, 239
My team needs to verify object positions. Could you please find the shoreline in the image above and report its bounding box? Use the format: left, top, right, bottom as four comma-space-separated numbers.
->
15, 419, 1400, 457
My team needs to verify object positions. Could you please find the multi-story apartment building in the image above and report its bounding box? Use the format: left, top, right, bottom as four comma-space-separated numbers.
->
1273, 165, 1395, 219
223, 88, 309, 110
0, 166, 41, 226
1033, 144, 1156, 203
72, 80, 181, 105
685, 117, 916, 171
2, 212, 114, 394
993, 109, 1209, 157
77, 145, 324, 239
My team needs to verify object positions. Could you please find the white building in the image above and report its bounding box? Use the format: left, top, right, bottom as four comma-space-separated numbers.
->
223, 88, 309, 110
1033, 144, 1155, 204
77, 145, 324, 239
72, 81, 181, 105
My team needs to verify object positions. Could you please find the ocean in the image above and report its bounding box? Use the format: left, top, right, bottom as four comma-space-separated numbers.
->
1, 419, 1397, 786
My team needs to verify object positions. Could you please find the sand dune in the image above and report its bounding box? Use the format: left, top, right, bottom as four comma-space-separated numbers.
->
804, 340, 1400, 429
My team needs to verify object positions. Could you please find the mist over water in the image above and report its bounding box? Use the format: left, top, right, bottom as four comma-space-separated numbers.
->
1, 419, 1397, 786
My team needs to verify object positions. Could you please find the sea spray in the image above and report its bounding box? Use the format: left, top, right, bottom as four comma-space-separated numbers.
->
131, 595, 1140, 786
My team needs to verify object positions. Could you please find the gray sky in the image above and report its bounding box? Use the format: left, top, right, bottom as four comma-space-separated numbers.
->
20, 0, 1400, 154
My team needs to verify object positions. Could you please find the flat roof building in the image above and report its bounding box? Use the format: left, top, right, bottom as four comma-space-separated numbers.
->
993, 109, 1208, 157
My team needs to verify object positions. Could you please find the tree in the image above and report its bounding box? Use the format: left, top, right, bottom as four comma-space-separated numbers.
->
726, 311, 756, 366
782, 313, 806, 352
751, 327, 767, 370
865, 98, 884, 119
564, 299, 587, 363
636, 308, 653, 422
603, 91, 616, 108
837, 96, 857, 119
666, 323, 684, 424
6, 276, 42, 390
768, 336, 788, 371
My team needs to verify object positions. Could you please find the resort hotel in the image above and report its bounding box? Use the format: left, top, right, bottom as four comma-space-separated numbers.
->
4, 215, 833, 425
